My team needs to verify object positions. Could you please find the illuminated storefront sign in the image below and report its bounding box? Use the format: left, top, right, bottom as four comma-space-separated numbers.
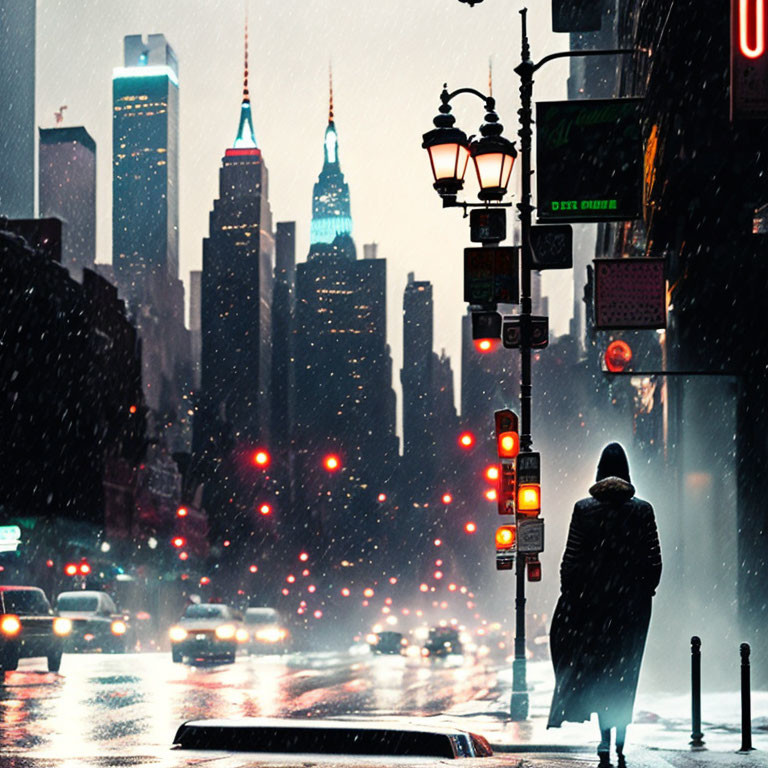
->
732, 0, 768, 119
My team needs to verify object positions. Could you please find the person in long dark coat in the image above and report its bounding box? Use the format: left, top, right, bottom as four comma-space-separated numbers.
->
548, 443, 661, 767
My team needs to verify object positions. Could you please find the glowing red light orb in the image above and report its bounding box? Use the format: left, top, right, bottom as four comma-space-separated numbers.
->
363, 588, 374, 598
299, 552, 309, 562
313, 610, 323, 619
308, 585, 316, 593
341, 588, 351, 597
434, 538, 442, 547
200, 576, 210, 585
377, 493, 387, 502
129, 404, 137, 414
259, 503, 272, 515
441, 493, 453, 505
172, 536, 185, 548
485, 488, 498, 502
179, 551, 189, 561
79, 562, 91, 575
458, 431, 475, 449
465, 521, 477, 534
485, 465, 500, 482
282, 588, 289, 596
252, 450, 270, 467
434, 570, 443, 580
176, 506, 188, 517
473, 338, 499, 353
605, 340, 633, 373
419, 583, 429, 593
389, 577, 397, 585
249, 564, 258, 573
323, 454, 341, 471
287, 575, 296, 584
64, 563, 77, 576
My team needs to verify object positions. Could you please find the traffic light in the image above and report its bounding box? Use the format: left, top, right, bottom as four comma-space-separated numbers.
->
527, 558, 542, 582
495, 525, 516, 571
472, 310, 502, 353
604, 339, 632, 373
517, 484, 541, 516
494, 409, 519, 458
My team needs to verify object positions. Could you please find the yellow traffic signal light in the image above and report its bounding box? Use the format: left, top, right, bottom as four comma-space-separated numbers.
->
518, 483, 541, 515
495, 525, 516, 550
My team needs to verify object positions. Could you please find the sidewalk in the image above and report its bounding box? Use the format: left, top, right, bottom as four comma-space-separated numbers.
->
439, 660, 768, 761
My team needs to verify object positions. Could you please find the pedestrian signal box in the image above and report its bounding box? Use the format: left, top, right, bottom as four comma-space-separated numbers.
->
495, 525, 516, 571
494, 409, 519, 458
497, 460, 516, 515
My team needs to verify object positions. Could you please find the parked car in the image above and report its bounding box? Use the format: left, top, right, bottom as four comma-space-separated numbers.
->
243, 607, 290, 654
169, 603, 248, 664
56, 591, 133, 653
367, 630, 406, 655
0, 586, 72, 672
422, 627, 462, 658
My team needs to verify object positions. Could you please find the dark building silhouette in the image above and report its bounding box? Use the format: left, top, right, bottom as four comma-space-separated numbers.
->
0, 0, 35, 219
112, 34, 179, 296
0, 218, 145, 530
39, 126, 97, 280
401, 273, 435, 494
271, 221, 296, 452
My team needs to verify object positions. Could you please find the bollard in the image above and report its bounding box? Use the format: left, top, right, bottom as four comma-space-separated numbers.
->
740, 643, 755, 752
690, 636, 705, 749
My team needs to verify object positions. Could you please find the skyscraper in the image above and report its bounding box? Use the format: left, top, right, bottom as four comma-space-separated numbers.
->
0, 0, 35, 218
39, 126, 97, 280
295, 88, 397, 528
401, 273, 435, 493
196, 22, 273, 461
112, 34, 179, 296
307, 71, 355, 261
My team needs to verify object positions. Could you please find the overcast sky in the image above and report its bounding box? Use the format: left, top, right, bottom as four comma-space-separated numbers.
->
37, 0, 579, 420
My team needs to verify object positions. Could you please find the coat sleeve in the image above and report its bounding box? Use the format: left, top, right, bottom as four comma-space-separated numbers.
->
560, 505, 587, 593
641, 503, 662, 594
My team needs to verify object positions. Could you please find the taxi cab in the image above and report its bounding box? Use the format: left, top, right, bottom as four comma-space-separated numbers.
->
169, 603, 248, 664
0, 586, 72, 673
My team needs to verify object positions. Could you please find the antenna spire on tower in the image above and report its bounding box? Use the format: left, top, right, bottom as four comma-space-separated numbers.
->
329, 63, 334, 124
488, 57, 493, 98
242, 3, 250, 103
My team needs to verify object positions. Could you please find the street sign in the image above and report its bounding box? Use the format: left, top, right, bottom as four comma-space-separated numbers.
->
502, 316, 549, 349
536, 98, 643, 223
531, 225, 573, 270
517, 518, 545, 554
0, 525, 21, 553
470, 208, 507, 244
497, 460, 517, 516
464, 247, 520, 305
731, 0, 768, 119
517, 452, 541, 485
593, 258, 666, 329
551, 0, 602, 32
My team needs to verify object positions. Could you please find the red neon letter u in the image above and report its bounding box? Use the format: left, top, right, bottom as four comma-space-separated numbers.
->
740, 0, 766, 59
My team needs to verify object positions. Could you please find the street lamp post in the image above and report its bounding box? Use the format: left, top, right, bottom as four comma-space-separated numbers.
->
425, 3, 637, 721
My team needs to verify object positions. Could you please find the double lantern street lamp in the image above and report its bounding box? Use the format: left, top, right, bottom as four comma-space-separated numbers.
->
422, 86, 517, 206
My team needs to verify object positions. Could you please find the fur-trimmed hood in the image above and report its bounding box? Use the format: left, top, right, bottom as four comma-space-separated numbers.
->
588, 476, 635, 503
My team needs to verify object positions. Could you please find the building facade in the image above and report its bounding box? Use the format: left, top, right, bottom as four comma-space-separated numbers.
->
112, 34, 179, 296
39, 126, 97, 280
0, 0, 35, 219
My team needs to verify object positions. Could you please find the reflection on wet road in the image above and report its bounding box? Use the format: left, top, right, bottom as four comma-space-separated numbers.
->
0, 651, 500, 758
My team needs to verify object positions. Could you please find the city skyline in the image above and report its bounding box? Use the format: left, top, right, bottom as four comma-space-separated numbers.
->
35, 0, 575, 425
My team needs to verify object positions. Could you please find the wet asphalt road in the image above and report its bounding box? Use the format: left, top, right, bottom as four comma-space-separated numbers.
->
0, 650, 501, 760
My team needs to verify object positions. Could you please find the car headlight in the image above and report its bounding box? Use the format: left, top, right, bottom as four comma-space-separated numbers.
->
53, 617, 72, 636
111, 620, 127, 636
235, 628, 249, 643
215, 624, 236, 640
169, 626, 188, 642
365, 633, 378, 645
0, 615, 21, 636
255, 627, 286, 643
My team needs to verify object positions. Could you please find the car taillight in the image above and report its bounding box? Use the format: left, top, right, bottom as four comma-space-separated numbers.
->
111, 620, 127, 635
53, 617, 72, 636
1, 615, 21, 636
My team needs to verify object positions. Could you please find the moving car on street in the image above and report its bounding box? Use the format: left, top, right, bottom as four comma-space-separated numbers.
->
422, 627, 462, 658
169, 603, 248, 664
367, 630, 407, 655
243, 607, 290, 654
56, 590, 133, 653
0, 586, 72, 673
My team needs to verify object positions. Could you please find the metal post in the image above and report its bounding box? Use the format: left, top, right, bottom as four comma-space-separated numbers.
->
509, 7, 534, 722
690, 636, 705, 749
740, 643, 754, 752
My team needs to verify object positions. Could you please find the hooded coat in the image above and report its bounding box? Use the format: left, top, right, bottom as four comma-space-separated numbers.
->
547, 444, 662, 729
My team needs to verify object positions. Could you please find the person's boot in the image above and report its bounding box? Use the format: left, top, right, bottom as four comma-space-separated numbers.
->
598, 752, 612, 768
616, 748, 626, 768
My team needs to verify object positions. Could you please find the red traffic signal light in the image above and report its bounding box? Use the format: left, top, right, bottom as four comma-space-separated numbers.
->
495, 525, 516, 550
64, 563, 78, 576
252, 449, 271, 467
474, 338, 500, 354
495, 409, 519, 458
79, 562, 91, 575
527, 559, 542, 582
323, 454, 341, 472
604, 340, 632, 373
458, 431, 475, 450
